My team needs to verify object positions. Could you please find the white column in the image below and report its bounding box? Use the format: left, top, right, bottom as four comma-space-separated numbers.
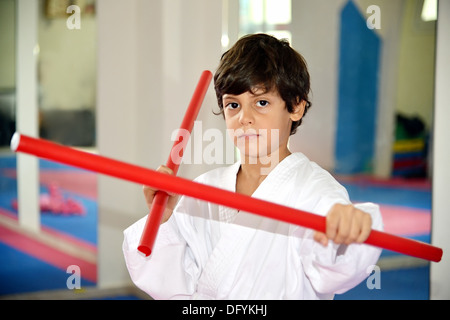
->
96, 0, 222, 289
430, 0, 450, 300
15, 0, 39, 233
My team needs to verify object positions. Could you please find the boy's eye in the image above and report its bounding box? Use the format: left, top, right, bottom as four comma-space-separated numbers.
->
226, 102, 239, 109
256, 100, 269, 107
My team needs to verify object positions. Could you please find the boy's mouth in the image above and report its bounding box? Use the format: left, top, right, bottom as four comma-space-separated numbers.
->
237, 132, 260, 139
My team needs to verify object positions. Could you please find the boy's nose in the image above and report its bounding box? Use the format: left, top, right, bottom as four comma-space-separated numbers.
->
239, 105, 254, 126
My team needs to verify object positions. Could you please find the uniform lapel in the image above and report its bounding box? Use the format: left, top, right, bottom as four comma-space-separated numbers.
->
196, 155, 300, 297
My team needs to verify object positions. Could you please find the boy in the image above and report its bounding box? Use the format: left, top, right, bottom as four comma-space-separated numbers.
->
123, 34, 383, 299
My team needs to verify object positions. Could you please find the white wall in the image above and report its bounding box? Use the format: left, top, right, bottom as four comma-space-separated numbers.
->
430, 0, 450, 300
96, 0, 223, 289
289, 0, 403, 177
395, 0, 436, 129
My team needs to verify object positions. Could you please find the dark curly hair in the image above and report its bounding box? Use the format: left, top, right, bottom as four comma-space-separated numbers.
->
214, 33, 312, 135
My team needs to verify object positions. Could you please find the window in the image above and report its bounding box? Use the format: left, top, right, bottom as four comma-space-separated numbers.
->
239, 0, 292, 42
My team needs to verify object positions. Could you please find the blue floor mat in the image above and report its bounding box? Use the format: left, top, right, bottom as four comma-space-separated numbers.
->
0, 242, 95, 296
341, 182, 431, 210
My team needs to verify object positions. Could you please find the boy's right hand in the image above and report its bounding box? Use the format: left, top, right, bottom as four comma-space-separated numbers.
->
143, 165, 179, 224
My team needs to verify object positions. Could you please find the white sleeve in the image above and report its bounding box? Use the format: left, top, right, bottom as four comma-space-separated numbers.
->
122, 209, 201, 300
300, 202, 383, 295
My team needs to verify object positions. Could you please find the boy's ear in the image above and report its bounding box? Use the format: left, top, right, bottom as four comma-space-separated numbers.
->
290, 100, 306, 122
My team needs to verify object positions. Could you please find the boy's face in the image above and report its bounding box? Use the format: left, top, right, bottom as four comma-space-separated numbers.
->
222, 87, 303, 162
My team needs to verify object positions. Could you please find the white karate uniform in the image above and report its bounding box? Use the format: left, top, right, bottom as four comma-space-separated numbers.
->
123, 152, 383, 300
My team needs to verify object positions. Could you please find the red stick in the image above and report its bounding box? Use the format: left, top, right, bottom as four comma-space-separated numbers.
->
11, 133, 443, 262
138, 70, 212, 256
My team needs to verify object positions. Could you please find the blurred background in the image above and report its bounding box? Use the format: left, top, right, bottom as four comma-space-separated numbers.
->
0, 0, 449, 300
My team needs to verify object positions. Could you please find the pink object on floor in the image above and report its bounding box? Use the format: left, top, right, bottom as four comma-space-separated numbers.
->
11, 183, 86, 216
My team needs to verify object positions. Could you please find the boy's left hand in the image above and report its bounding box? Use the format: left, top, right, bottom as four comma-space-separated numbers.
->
313, 203, 372, 247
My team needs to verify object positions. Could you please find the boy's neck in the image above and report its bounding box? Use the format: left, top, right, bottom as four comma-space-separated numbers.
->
236, 148, 291, 196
